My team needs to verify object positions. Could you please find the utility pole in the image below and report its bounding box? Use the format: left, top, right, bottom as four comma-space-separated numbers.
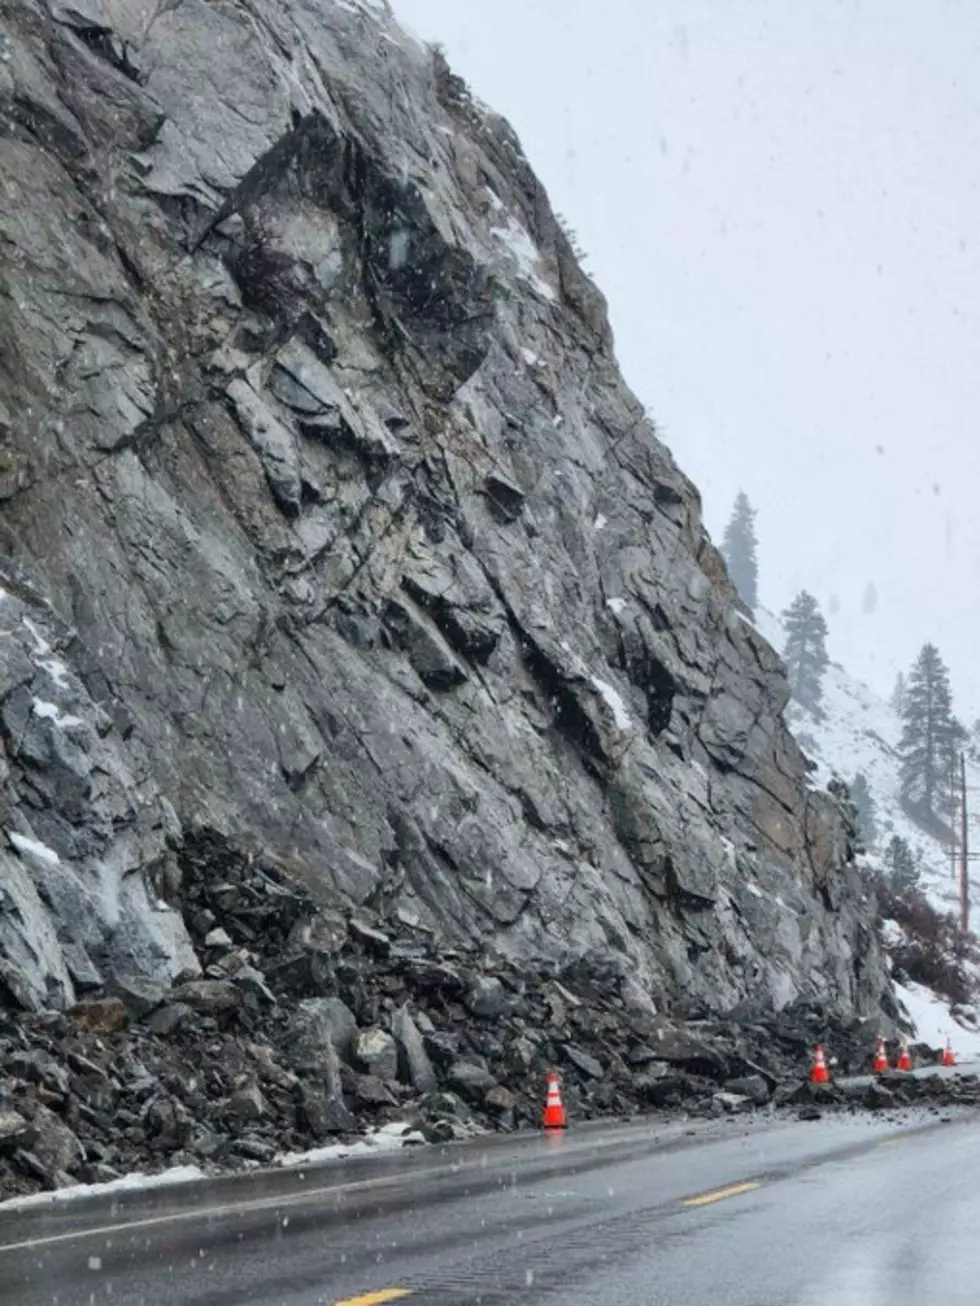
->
960, 751, 970, 934
950, 750, 959, 880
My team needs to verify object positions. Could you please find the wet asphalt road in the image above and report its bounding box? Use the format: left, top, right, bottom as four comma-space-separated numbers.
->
2, 1098, 979, 1305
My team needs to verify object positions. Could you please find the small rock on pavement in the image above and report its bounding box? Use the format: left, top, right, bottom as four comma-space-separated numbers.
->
724, 1074, 770, 1105
713, 1091, 751, 1113
863, 1081, 895, 1109
68, 997, 128, 1034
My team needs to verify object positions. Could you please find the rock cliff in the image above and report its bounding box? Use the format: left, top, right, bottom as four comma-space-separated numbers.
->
0, 0, 886, 1024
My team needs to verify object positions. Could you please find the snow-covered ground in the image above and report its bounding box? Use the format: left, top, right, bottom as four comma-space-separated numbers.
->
893, 980, 980, 1058
0, 1123, 431, 1212
0, 1164, 206, 1213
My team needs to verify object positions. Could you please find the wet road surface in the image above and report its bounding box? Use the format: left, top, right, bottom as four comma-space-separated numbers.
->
2, 1101, 978, 1304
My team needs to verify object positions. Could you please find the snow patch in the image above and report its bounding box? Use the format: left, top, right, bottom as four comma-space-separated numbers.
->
606, 597, 627, 615
21, 616, 51, 656
520, 347, 539, 366
388, 228, 410, 271
589, 677, 632, 730
276, 1121, 427, 1168
0, 1165, 206, 1212
894, 980, 980, 1057
593, 513, 608, 531
9, 831, 60, 867
490, 213, 556, 302
32, 697, 83, 729
39, 658, 70, 689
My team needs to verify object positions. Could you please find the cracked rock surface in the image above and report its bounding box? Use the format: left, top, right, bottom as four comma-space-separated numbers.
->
0, 0, 887, 1055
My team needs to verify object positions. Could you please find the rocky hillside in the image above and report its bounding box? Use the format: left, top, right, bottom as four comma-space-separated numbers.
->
0, 0, 886, 1050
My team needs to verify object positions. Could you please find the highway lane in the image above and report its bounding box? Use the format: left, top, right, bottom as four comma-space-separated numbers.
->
1, 1104, 974, 1305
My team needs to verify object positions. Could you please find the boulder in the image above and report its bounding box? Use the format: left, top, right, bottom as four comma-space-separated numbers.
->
286, 998, 358, 1068
0, 1108, 38, 1157
562, 1044, 604, 1080
68, 997, 128, 1034
228, 1083, 266, 1122
465, 978, 507, 1020
392, 1006, 438, 1093
146, 1003, 193, 1037
723, 1075, 770, 1105
448, 1062, 498, 1100
354, 1028, 398, 1082
170, 980, 241, 1014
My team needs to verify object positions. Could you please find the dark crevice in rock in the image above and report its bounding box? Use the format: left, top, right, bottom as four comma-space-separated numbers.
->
520, 637, 605, 775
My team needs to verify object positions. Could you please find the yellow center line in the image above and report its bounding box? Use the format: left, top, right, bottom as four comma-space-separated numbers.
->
332, 1291, 412, 1306
681, 1180, 762, 1208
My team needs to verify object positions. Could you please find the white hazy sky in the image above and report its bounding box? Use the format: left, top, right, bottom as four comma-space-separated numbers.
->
390, 0, 980, 719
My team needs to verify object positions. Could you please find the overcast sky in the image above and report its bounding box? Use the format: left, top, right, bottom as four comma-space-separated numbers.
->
390, 0, 980, 719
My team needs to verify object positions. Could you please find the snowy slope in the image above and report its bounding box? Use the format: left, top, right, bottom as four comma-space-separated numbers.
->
750, 608, 980, 1045
753, 608, 976, 921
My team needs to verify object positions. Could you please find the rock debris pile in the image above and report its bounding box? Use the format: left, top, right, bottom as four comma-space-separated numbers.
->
0, 835, 964, 1201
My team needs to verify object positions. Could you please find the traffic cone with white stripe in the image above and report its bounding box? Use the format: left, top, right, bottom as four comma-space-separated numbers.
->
897, 1041, 913, 1072
873, 1036, 888, 1075
542, 1070, 567, 1130
942, 1038, 955, 1068
810, 1045, 830, 1085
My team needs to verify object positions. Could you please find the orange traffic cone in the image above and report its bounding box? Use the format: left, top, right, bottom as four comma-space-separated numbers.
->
810, 1045, 830, 1085
873, 1036, 889, 1075
542, 1070, 567, 1130
942, 1038, 955, 1068
897, 1041, 912, 1072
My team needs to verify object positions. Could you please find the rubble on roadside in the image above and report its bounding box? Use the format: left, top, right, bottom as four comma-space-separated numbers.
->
0, 832, 970, 1202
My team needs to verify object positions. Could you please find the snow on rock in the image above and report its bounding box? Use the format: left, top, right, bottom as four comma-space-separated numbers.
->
490, 211, 557, 302
589, 676, 632, 731
0, 1165, 205, 1212
9, 831, 61, 867
32, 697, 83, 729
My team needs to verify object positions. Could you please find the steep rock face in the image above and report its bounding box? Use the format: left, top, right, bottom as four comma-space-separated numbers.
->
0, 0, 886, 1017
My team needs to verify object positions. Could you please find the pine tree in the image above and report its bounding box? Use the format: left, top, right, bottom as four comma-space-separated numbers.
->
828, 776, 861, 857
890, 672, 907, 716
721, 492, 758, 612
884, 834, 918, 893
899, 643, 960, 816
850, 772, 877, 847
781, 591, 829, 712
